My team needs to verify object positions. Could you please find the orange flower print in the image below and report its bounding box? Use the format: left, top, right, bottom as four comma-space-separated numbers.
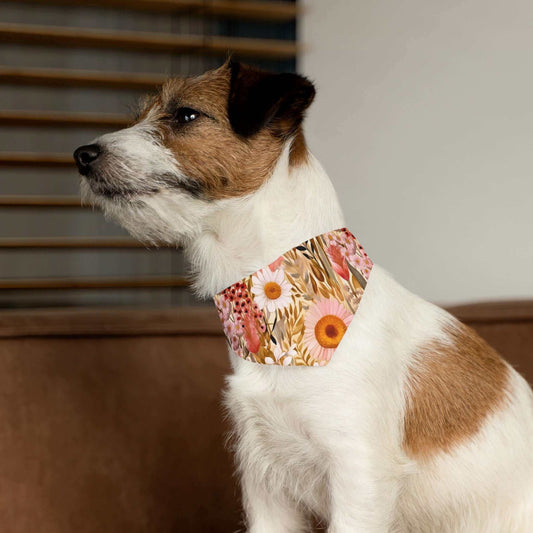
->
303, 299, 353, 364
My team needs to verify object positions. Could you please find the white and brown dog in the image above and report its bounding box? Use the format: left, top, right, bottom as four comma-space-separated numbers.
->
74, 61, 533, 532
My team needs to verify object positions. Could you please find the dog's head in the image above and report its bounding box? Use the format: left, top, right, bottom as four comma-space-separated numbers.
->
74, 61, 315, 244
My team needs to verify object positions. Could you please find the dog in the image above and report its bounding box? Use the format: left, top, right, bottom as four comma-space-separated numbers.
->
74, 61, 533, 532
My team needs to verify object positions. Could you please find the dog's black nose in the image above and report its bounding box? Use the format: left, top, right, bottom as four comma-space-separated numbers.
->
74, 144, 101, 175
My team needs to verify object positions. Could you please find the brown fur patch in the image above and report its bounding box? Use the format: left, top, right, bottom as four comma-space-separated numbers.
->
136, 64, 309, 200
289, 127, 309, 167
403, 322, 510, 459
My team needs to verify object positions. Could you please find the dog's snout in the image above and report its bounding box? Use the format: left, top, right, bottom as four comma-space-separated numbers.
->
74, 144, 101, 175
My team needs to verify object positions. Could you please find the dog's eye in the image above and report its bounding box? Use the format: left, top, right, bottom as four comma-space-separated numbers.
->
173, 107, 201, 124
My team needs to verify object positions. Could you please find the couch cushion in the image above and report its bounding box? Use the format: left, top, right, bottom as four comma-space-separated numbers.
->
448, 300, 533, 385
0, 307, 238, 533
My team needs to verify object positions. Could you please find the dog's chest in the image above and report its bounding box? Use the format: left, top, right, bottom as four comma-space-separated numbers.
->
225, 368, 331, 513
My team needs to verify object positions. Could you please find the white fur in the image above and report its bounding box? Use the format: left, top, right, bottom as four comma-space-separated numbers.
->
83, 130, 533, 532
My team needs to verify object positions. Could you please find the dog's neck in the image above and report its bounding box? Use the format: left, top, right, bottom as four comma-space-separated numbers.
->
185, 143, 346, 298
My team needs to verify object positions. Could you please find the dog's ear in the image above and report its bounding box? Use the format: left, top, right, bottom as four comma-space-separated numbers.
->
227, 60, 315, 138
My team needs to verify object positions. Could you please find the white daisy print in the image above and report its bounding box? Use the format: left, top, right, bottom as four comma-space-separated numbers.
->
265, 344, 297, 365
251, 268, 292, 313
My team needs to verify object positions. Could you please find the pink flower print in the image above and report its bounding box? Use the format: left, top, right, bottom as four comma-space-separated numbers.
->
348, 253, 373, 280
326, 243, 350, 280
224, 319, 239, 338
342, 228, 356, 241
220, 298, 231, 321
349, 254, 366, 271
333, 228, 352, 248
344, 239, 356, 257
214, 297, 227, 322
303, 299, 353, 363
215, 306, 224, 323
361, 259, 373, 280
230, 333, 241, 352
355, 239, 369, 258
222, 316, 244, 352
243, 314, 261, 354
268, 256, 284, 272
218, 281, 266, 358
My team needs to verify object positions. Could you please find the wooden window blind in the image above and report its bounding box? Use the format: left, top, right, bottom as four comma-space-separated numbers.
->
0, 0, 298, 308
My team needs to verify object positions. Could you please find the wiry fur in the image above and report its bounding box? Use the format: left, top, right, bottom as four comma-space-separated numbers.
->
76, 63, 533, 532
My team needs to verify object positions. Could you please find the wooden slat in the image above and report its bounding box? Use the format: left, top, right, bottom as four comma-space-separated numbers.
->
208, 34, 297, 58
0, 275, 189, 290
195, 0, 298, 21
0, 307, 222, 338
0, 153, 73, 167
0, 23, 298, 59
0, 196, 82, 208
14, 0, 298, 22
0, 110, 130, 129
0, 67, 166, 90
0, 237, 151, 249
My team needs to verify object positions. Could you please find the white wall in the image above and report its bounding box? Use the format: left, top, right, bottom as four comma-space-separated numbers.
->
300, 0, 533, 304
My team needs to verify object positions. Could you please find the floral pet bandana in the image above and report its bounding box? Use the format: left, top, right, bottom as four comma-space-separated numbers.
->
214, 228, 373, 366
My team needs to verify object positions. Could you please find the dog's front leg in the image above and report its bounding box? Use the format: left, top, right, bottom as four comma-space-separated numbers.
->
242, 471, 308, 533
326, 446, 400, 533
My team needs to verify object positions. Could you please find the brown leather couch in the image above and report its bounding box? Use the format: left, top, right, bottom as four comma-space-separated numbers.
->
0, 302, 531, 533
